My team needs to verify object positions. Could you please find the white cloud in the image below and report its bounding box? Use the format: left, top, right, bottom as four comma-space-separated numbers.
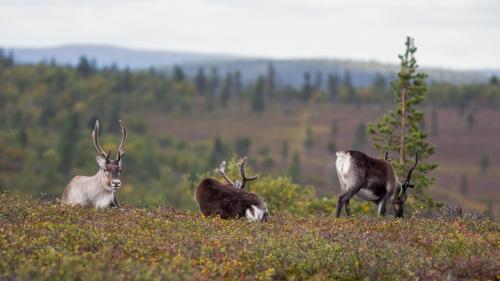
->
0, 0, 499, 69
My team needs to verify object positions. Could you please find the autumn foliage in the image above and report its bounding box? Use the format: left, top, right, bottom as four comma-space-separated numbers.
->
0, 193, 498, 280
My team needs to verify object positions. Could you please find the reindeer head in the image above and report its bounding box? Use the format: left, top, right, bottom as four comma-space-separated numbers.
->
393, 152, 418, 217
92, 120, 127, 191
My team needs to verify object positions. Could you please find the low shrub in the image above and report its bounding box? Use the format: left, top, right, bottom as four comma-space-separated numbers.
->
0, 193, 498, 280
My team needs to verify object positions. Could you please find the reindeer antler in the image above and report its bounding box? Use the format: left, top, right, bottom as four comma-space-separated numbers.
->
402, 152, 418, 188
235, 157, 258, 189
92, 120, 110, 159
215, 157, 258, 189
116, 120, 127, 161
215, 160, 235, 186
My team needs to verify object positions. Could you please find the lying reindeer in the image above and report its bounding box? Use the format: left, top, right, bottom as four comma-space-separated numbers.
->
195, 157, 268, 222
335, 150, 418, 218
61, 120, 127, 208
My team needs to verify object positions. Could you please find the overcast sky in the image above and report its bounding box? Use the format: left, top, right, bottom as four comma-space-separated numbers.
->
1, 0, 499, 69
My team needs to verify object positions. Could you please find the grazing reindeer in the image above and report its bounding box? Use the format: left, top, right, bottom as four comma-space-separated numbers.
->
335, 150, 418, 218
61, 120, 127, 208
195, 157, 269, 222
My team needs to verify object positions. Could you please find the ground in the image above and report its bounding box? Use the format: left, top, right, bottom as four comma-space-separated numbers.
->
0, 194, 498, 280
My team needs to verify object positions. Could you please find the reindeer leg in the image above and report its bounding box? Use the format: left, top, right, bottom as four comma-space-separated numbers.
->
377, 197, 387, 216
111, 193, 120, 208
336, 185, 362, 218
335, 197, 343, 218
392, 198, 405, 218
345, 199, 351, 217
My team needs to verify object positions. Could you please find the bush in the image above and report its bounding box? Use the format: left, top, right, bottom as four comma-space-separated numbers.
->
250, 176, 315, 214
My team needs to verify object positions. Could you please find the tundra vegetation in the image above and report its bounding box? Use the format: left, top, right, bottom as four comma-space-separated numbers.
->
0, 194, 498, 280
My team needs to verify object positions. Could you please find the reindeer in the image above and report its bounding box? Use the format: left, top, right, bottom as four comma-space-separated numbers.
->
61, 120, 127, 208
194, 157, 269, 222
335, 150, 418, 218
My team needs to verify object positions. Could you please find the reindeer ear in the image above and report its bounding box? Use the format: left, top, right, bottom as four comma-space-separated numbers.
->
96, 155, 107, 168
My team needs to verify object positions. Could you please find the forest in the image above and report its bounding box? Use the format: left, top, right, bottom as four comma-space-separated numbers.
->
0, 47, 499, 215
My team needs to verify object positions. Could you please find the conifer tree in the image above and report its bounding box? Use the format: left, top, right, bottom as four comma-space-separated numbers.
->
233, 70, 242, 96
17, 128, 28, 147
368, 37, 437, 207
302, 72, 313, 101
234, 136, 251, 156
58, 112, 80, 176
343, 70, 356, 103
209, 136, 227, 166
220, 73, 233, 107
327, 140, 337, 155
206, 67, 220, 111
287, 151, 301, 182
265, 62, 275, 97
327, 74, 340, 102
194, 67, 207, 95
490, 75, 498, 85
313, 71, 323, 91
251, 77, 265, 112
173, 65, 185, 82
77, 56, 92, 78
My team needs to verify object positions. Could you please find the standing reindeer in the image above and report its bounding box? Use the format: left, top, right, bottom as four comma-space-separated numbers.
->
335, 150, 418, 218
195, 157, 269, 222
61, 120, 127, 208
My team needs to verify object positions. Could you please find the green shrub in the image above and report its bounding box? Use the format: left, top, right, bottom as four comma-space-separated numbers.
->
250, 176, 315, 213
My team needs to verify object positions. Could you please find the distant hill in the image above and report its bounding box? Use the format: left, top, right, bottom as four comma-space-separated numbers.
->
4, 44, 496, 87
174, 59, 492, 87
5, 45, 234, 69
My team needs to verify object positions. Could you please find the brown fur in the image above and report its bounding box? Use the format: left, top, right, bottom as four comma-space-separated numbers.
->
195, 178, 268, 221
336, 150, 416, 218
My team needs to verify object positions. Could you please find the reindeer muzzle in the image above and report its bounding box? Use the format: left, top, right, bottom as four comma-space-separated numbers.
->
111, 179, 122, 190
